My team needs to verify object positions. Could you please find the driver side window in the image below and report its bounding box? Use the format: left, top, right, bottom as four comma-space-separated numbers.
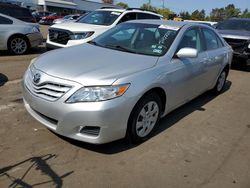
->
178, 28, 204, 52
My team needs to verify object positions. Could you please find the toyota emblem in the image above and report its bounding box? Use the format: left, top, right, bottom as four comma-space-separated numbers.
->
33, 73, 41, 84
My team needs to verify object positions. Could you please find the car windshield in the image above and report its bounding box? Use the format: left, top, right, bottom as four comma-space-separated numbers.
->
76, 10, 121, 26
63, 15, 72, 19
90, 23, 178, 56
217, 19, 250, 31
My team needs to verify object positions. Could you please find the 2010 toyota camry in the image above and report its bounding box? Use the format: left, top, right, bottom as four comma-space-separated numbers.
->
22, 20, 233, 144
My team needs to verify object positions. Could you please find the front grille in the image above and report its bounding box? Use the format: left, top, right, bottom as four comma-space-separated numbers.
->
80, 126, 100, 136
224, 38, 249, 53
49, 28, 71, 45
25, 70, 72, 102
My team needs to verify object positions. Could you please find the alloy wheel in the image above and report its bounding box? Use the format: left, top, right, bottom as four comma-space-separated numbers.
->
10, 38, 28, 54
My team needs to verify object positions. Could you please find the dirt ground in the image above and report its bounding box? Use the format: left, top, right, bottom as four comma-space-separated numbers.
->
0, 26, 250, 188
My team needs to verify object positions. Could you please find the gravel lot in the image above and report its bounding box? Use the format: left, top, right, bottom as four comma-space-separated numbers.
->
0, 25, 250, 188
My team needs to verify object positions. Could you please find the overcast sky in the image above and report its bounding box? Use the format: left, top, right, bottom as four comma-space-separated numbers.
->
94, 0, 250, 14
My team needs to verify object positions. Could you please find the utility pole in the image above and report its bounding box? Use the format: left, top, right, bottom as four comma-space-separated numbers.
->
163, 0, 165, 8
148, 0, 151, 5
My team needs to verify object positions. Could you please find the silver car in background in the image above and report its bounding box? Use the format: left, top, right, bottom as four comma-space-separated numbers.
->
0, 13, 43, 55
22, 20, 233, 144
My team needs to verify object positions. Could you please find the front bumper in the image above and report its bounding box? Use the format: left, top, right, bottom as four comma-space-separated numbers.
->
22, 76, 135, 144
27, 33, 43, 48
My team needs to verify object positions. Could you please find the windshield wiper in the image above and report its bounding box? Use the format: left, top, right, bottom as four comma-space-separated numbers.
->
105, 44, 137, 54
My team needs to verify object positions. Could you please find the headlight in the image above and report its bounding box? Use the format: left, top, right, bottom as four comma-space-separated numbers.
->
248, 43, 250, 49
70, 32, 94, 40
29, 62, 37, 75
66, 84, 130, 103
31, 26, 39, 33
29, 58, 37, 67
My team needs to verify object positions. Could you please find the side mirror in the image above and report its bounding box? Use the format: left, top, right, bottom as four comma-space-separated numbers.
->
176, 48, 198, 58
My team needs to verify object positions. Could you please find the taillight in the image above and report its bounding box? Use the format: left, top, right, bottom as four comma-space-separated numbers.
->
31, 16, 37, 23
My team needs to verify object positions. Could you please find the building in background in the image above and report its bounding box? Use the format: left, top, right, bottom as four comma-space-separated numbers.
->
0, 0, 117, 13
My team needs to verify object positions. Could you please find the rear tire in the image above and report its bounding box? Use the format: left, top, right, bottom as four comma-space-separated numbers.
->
212, 69, 227, 94
8, 35, 29, 55
126, 93, 162, 144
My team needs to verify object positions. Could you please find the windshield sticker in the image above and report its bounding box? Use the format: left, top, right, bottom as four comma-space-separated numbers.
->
159, 25, 179, 31
151, 45, 157, 49
111, 12, 121, 16
159, 31, 172, 44
153, 49, 162, 54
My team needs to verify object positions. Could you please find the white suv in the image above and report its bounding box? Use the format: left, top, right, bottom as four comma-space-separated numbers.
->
46, 8, 162, 49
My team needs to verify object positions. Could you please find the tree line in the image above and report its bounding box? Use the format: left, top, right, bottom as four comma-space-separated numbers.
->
116, 2, 250, 21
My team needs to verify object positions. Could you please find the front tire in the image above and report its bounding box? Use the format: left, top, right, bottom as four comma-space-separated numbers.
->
126, 93, 162, 143
8, 36, 29, 55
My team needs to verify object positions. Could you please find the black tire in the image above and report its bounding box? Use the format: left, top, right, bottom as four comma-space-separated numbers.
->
126, 92, 162, 143
212, 69, 227, 94
8, 35, 29, 55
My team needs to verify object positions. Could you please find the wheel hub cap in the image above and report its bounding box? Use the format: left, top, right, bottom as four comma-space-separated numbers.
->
136, 101, 159, 138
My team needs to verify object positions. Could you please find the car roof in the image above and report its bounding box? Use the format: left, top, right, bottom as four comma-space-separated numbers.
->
95, 8, 162, 17
97, 8, 125, 12
228, 18, 250, 21
126, 19, 188, 28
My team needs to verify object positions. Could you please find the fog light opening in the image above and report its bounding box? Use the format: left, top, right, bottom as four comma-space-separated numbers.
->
80, 126, 100, 136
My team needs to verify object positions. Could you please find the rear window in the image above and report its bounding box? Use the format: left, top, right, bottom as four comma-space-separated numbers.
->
77, 10, 121, 26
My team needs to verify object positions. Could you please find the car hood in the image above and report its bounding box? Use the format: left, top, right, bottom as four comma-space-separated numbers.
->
34, 44, 158, 86
218, 29, 250, 40
50, 22, 109, 32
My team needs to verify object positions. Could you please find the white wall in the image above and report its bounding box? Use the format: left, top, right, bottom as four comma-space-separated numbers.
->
72, 0, 116, 11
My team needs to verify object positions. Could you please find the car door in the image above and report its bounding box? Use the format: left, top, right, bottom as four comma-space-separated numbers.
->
201, 28, 227, 88
0, 16, 13, 49
168, 27, 208, 108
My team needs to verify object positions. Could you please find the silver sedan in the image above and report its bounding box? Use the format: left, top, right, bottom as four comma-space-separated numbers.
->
22, 20, 233, 144
0, 13, 43, 55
